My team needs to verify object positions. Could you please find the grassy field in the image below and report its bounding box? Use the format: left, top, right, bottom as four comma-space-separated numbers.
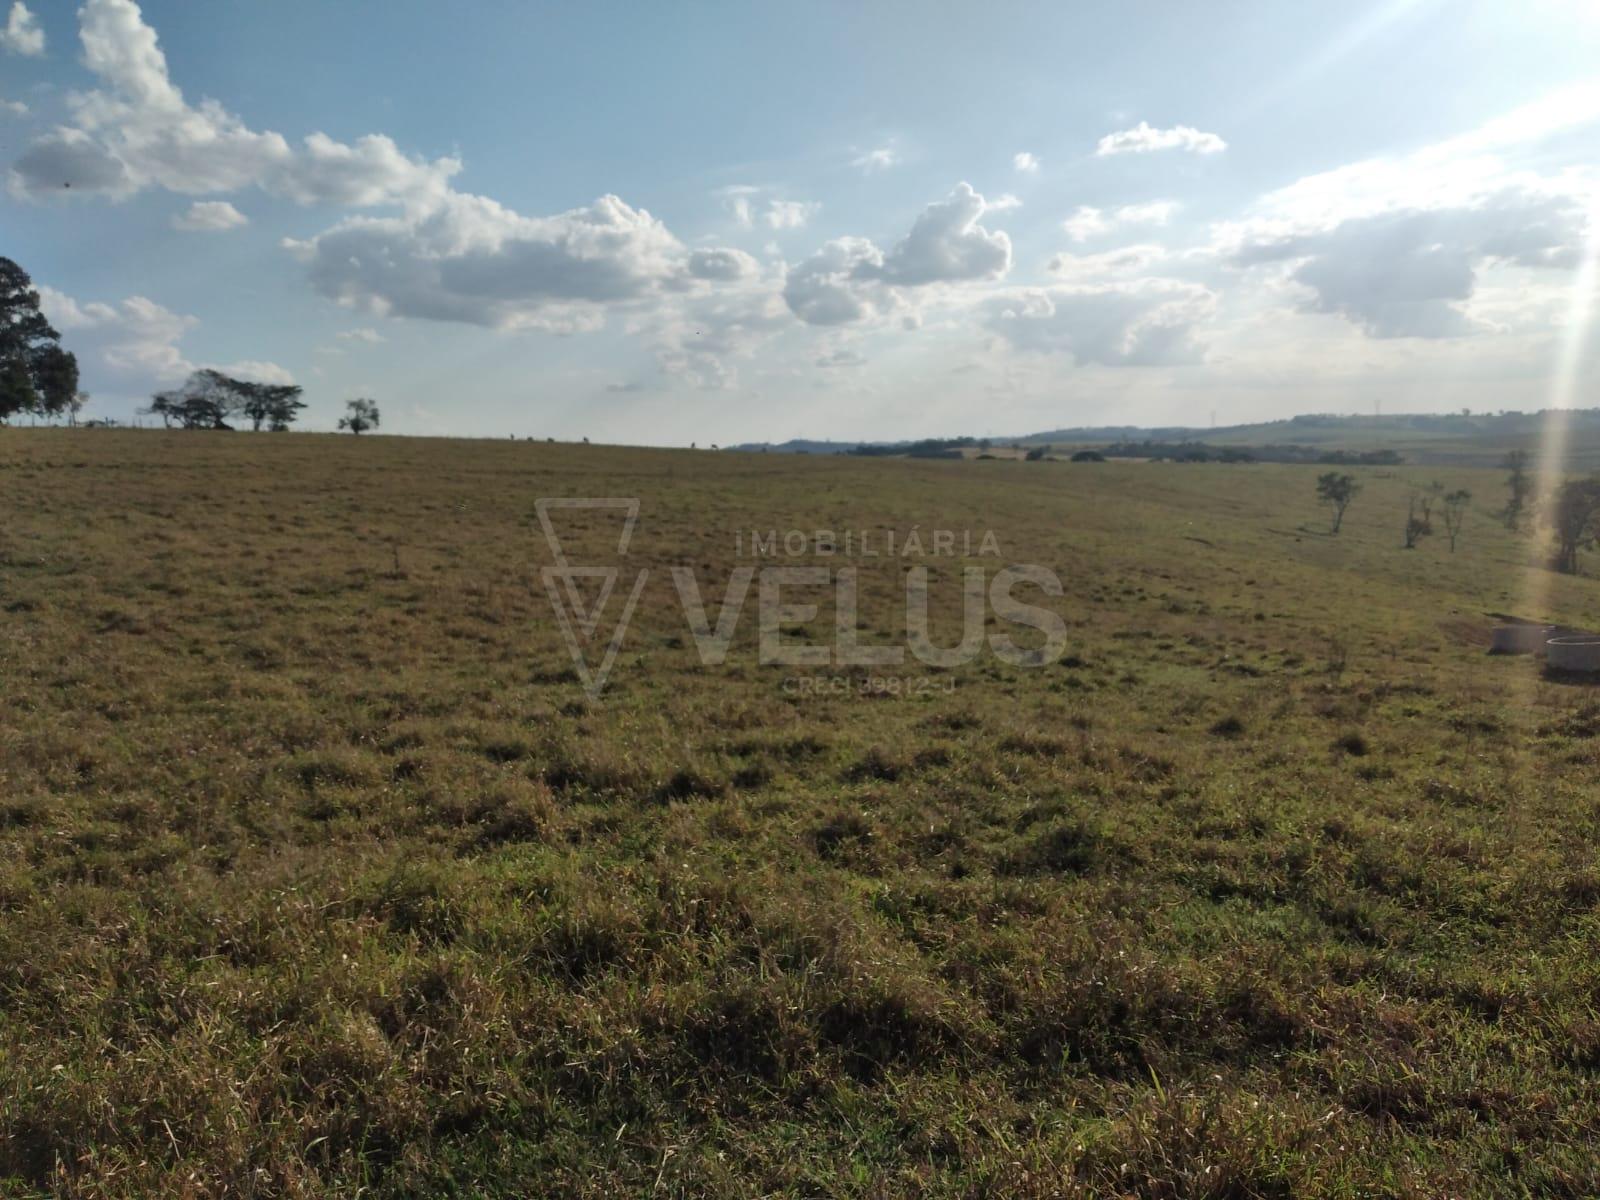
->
4, 430, 1600, 1197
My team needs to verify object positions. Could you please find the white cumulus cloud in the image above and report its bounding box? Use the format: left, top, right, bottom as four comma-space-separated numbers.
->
39, 285, 296, 398
1095, 122, 1227, 156
688, 246, 761, 281
40, 287, 197, 383
11, 0, 861, 365
783, 237, 890, 326
876, 182, 1012, 285
171, 199, 247, 231
1, 1, 43, 56
1231, 194, 1588, 338
1013, 152, 1039, 174
1218, 90, 1600, 340
8, 0, 459, 203
783, 183, 1012, 325
285, 192, 697, 332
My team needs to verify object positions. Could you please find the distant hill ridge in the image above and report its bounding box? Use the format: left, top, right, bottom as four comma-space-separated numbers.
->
730, 408, 1600, 467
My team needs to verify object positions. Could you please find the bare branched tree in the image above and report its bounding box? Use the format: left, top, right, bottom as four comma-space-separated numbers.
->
1441, 489, 1471, 552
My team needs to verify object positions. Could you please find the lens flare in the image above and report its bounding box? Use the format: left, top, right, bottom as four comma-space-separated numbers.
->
1520, 189, 1600, 637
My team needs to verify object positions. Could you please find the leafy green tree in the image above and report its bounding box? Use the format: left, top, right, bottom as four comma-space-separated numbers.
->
339, 398, 380, 435
1315, 471, 1361, 534
143, 370, 304, 431
0, 355, 38, 423
145, 389, 181, 428
1549, 477, 1600, 574
0, 256, 76, 426
239, 381, 306, 431
147, 388, 231, 429
145, 370, 236, 429
31, 344, 79, 422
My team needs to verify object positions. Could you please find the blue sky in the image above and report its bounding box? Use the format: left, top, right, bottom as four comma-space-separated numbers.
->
4, 0, 1598, 442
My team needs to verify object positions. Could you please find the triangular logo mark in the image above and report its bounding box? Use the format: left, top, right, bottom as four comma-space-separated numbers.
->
535, 497, 639, 566
543, 566, 648, 700
557, 567, 618, 640
536, 497, 646, 700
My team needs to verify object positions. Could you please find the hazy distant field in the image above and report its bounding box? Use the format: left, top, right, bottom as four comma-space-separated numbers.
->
5, 430, 1600, 1197
1026, 413, 1600, 469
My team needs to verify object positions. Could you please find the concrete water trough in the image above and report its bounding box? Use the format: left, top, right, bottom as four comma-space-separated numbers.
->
1490, 623, 1555, 655
1546, 637, 1600, 673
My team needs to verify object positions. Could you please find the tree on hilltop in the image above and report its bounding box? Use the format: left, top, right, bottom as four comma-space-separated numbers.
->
146, 370, 237, 429
144, 370, 306, 431
239, 381, 306, 431
339, 398, 380, 435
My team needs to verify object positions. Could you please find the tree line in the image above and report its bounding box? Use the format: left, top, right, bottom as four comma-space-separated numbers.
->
3, 253, 379, 435
143, 374, 379, 435
144, 373, 378, 434
146, 370, 306, 430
